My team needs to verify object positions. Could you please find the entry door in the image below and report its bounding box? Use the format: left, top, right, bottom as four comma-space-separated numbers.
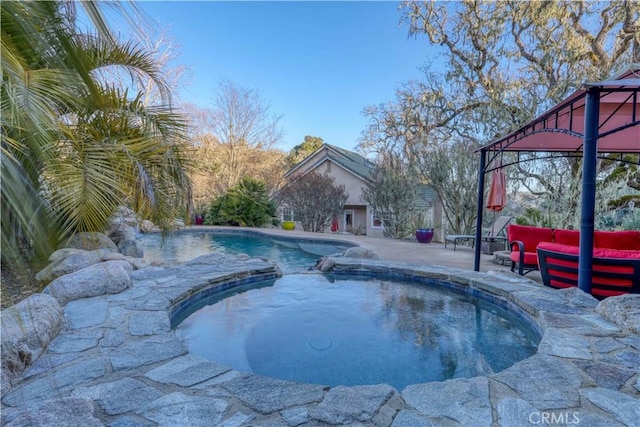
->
344, 210, 354, 232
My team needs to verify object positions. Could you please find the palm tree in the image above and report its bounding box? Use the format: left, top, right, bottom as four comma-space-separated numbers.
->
1, 1, 192, 271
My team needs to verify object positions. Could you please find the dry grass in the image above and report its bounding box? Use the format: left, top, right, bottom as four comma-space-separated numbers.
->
1, 266, 42, 309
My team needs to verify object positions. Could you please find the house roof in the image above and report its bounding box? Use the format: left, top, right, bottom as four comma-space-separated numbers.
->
284, 143, 373, 181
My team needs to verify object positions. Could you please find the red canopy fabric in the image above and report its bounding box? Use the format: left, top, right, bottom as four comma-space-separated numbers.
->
487, 161, 506, 212
479, 66, 640, 155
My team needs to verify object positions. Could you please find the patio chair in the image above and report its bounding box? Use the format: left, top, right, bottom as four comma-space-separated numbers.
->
445, 215, 513, 251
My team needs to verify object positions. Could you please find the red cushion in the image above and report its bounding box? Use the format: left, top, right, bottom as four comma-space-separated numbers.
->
594, 230, 640, 250
510, 251, 539, 266
538, 242, 640, 259
594, 247, 640, 259
538, 242, 578, 254
508, 225, 554, 252
553, 229, 580, 246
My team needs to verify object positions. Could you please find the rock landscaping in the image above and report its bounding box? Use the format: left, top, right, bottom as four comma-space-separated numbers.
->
1, 240, 639, 426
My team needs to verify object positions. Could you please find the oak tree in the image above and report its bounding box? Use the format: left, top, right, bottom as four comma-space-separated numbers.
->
360, 1, 639, 229
285, 136, 324, 168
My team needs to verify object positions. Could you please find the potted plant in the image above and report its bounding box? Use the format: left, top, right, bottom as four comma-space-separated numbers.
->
409, 212, 434, 243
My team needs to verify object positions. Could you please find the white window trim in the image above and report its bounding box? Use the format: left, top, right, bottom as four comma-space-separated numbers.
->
281, 208, 295, 222
371, 212, 384, 229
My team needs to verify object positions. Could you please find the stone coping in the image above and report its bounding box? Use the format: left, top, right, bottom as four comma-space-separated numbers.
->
2, 253, 639, 426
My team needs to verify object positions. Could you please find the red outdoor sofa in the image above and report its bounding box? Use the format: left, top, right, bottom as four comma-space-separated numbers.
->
507, 224, 640, 298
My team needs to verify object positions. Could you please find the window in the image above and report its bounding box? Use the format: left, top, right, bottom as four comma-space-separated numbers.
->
371, 212, 383, 228
282, 208, 294, 222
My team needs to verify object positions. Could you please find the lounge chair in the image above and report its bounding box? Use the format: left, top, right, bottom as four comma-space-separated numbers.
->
445, 215, 513, 252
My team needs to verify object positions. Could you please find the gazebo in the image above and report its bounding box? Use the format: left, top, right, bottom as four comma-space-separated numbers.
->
474, 64, 640, 293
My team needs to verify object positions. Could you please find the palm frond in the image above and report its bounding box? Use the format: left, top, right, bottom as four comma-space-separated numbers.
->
1, 0, 192, 274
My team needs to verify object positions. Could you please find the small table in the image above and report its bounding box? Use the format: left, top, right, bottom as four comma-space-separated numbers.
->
481, 237, 508, 254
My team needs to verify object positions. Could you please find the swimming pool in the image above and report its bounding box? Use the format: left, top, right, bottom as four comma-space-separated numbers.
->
174, 274, 540, 390
137, 230, 353, 273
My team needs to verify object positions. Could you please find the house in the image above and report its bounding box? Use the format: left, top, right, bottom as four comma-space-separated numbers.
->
281, 143, 444, 239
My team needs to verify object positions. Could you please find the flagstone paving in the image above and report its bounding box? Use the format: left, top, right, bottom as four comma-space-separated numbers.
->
2, 245, 639, 426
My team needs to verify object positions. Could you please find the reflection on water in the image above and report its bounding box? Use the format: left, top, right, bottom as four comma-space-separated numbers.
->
175, 275, 539, 390
137, 231, 350, 273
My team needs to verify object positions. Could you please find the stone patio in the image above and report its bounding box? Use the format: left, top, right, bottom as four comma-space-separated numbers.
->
1, 231, 639, 426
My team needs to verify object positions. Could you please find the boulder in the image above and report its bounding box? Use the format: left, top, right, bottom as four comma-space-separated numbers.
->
117, 239, 144, 258
108, 223, 137, 244
1, 294, 63, 386
314, 247, 379, 272
63, 232, 118, 252
48, 248, 85, 264
596, 294, 640, 335
341, 247, 381, 260
36, 249, 124, 284
108, 223, 144, 258
169, 218, 186, 231
140, 220, 155, 233
315, 258, 336, 273
108, 206, 140, 229
125, 257, 157, 270
43, 260, 133, 305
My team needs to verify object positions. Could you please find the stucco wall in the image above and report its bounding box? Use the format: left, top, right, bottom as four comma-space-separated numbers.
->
319, 160, 364, 206
288, 148, 366, 207
354, 208, 367, 235
341, 206, 367, 235
367, 213, 385, 238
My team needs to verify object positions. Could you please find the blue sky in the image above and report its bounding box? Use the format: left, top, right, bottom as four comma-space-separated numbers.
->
132, 1, 440, 152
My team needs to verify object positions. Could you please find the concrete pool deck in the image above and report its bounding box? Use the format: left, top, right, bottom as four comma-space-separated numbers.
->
1, 227, 638, 426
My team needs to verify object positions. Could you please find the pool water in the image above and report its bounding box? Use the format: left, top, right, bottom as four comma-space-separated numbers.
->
175, 274, 539, 390
137, 231, 351, 273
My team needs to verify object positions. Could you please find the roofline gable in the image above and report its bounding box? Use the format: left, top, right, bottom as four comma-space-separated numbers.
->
284, 143, 372, 180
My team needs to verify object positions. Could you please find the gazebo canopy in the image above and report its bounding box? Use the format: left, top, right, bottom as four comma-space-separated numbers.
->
474, 64, 640, 293
481, 64, 640, 156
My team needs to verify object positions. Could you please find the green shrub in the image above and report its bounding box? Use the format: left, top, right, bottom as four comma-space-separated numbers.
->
515, 208, 551, 228
204, 177, 275, 227
620, 210, 640, 230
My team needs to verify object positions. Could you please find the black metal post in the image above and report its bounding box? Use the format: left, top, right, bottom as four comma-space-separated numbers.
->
474, 150, 486, 271
578, 87, 600, 293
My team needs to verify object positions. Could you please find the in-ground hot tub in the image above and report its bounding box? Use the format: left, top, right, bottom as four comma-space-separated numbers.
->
173, 273, 540, 390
